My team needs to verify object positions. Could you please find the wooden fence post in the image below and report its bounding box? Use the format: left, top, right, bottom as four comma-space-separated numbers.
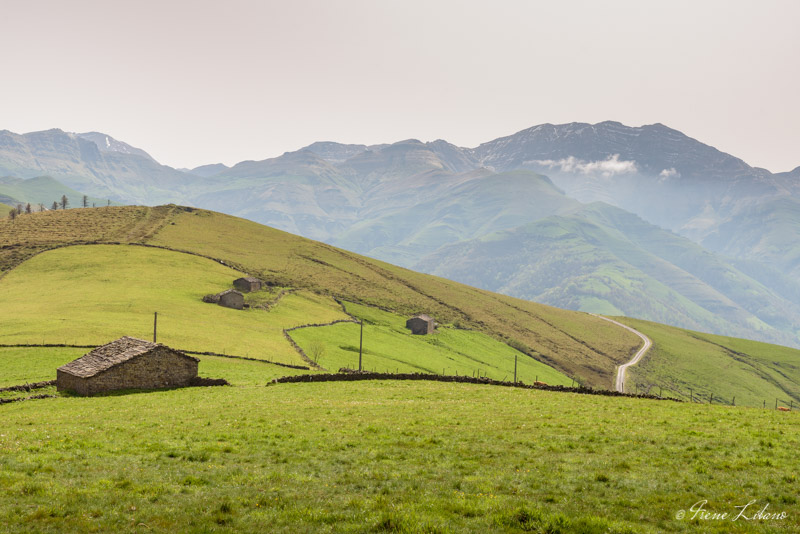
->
358, 320, 363, 372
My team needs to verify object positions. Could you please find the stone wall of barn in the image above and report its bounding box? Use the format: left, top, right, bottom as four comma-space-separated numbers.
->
56, 370, 90, 396
219, 292, 244, 309
406, 317, 433, 335
59, 347, 198, 396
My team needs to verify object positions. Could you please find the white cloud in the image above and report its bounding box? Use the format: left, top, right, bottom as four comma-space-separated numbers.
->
659, 167, 679, 179
529, 154, 638, 177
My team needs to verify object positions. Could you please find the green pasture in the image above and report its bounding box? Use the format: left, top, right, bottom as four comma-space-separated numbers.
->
2, 381, 799, 533
290, 302, 571, 384
149, 207, 642, 386
0, 347, 308, 390
0, 347, 86, 387
618, 318, 800, 408
0, 245, 348, 366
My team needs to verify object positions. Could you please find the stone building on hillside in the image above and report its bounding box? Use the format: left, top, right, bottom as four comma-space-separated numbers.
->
56, 336, 199, 396
217, 289, 244, 310
233, 276, 263, 293
406, 314, 435, 335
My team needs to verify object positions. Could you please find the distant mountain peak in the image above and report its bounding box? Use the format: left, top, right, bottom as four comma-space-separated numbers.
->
76, 132, 155, 162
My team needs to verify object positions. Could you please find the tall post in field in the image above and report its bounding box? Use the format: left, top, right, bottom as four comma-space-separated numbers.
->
358, 319, 363, 372
153, 312, 158, 343
514, 355, 517, 383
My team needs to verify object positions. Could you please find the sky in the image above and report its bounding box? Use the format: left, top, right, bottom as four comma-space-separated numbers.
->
1, 0, 798, 172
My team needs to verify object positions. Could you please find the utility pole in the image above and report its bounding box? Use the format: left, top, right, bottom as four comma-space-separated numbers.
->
358, 319, 363, 371
153, 312, 158, 343
514, 355, 517, 383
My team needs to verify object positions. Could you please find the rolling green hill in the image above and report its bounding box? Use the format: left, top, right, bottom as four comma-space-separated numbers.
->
619, 317, 800, 407
2, 204, 800, 405
417, 202, 800, 348
0, 175, 110, 208
0, 205, 635, 387
3, 203, 800, 533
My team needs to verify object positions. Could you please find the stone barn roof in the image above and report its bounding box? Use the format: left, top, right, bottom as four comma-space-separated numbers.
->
58, 336, 198, 378
412, 314, 433, 322
238, 276, 260, 283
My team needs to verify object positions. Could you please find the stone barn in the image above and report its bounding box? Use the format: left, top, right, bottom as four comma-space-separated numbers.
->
217, 289, 244, 310
233, 276, 263, 293
56, 337, 199, 396
406, 314, 435, 335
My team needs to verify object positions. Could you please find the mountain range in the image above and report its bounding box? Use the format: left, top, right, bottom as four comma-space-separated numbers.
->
2, 122, 799, 347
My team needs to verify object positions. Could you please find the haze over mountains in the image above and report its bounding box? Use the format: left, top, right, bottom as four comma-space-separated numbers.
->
2, 122, 800, 348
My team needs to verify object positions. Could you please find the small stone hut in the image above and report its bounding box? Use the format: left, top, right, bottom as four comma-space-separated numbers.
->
218, 289, 244, 310
406, 314, 435, 335
233, 276, 263, 293
56, 336, 199, 396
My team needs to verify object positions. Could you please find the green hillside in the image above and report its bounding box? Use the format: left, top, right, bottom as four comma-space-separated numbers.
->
291, 302, 570, 384
331, 170, 578, 267
619, 317, 800, 407
417, 202, 800, 348
0, 175, 111, 208
0, 243, 569, 383
3, 203, 800, 533
0, 202, 12, 216
3, 203, 800, 405
0, 245, 347, 365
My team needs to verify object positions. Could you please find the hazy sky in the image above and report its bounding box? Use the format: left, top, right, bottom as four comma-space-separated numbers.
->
1, 0, 798, 172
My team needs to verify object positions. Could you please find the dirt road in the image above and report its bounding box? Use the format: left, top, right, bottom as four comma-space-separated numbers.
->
591, 314, 652, 392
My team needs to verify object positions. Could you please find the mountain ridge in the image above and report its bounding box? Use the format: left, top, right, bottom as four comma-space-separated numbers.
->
3, 121, 800, 348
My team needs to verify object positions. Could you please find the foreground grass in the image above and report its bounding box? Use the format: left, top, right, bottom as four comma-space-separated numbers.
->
291, 302, 571, 384
0, 245, 348, 366
1, 381, 798, 533
618, 318, 800, 408
0, 347, 85, 386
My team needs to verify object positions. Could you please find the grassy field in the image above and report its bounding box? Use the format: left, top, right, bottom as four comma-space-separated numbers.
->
0, 202, 12, 217
0, 205, 641, 386
0, 347, 86, 386
2, 205, 799, 397
617, 317, 800, 408
0, 347, 307, 389
0, 244, 573, 380
2, 380, 798, 533
0, 244, 348, 366
290, 302, 571, 384
149, 207, 641, 387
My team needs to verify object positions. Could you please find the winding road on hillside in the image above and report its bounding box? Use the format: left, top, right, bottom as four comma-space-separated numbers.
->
590, 314, 652, 393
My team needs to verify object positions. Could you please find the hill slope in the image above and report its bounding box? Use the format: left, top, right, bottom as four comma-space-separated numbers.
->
4, 204, 800, 406
0, 205, 640, 387
417, 202, 800, 347
0, 175, 108, 208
